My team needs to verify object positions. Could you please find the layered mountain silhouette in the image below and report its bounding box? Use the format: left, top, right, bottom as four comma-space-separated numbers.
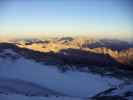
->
87, 39, 133, 51
0, 38, 133, 71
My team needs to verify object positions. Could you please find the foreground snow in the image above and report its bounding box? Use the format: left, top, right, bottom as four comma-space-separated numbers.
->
0, 49, 133, 100
0, 57, 122, 97
0, 94, 83, 100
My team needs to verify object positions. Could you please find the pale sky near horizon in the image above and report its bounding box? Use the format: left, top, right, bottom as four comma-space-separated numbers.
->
0, 0, 133, 39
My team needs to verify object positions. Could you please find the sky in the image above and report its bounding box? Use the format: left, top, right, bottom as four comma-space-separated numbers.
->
0, 0, 133, 39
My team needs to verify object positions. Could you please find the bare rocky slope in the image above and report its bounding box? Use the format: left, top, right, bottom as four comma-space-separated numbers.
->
4, 37, 133, 70
3, 37, 133, 70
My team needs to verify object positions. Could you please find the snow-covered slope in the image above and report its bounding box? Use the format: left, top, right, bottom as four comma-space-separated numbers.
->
0, 49, 133, 100
0, 78, 62, 96
0, 94, 83, 100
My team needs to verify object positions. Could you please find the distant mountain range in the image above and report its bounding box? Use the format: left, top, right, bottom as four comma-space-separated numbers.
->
0, 37, 133, 71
